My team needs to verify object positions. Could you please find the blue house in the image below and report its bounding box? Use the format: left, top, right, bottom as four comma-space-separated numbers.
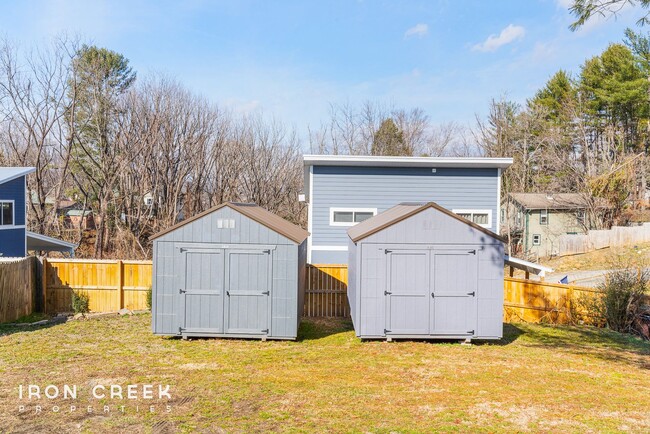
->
0, 167, 76, 257
303, 155, 513, 264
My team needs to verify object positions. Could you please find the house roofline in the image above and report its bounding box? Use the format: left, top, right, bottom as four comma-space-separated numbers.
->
0, 167, 36, 185
303, 155, 513, 169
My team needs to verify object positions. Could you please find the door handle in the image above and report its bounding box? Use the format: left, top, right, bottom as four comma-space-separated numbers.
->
384, 290, 392, 296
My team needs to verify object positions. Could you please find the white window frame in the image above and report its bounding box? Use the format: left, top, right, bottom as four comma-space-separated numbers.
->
451, 209, 492, 229
540, 209, 549, 225
329, 207, 377, 227
532, 234, 542, 246
0, 200, 15, 228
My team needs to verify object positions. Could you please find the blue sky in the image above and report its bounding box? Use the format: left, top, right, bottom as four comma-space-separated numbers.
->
0, 0, 642, 138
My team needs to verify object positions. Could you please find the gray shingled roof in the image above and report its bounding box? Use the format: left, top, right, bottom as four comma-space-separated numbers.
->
507, 193, 591, 210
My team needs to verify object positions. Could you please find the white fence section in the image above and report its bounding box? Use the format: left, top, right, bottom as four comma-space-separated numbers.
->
558, 223, 650, 256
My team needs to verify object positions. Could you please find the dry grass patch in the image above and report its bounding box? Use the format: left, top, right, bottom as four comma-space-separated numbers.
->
0, 314, 649, 432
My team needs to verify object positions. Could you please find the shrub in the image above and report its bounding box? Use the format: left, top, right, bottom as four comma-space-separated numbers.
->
146, 286, 152, 310
584, 267, 649, 336
71, 291, 90, 314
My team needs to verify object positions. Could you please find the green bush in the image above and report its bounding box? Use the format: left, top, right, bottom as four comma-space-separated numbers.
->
71, 291, 90, 314
584, 267, 648, 335
146, 286, 152, 310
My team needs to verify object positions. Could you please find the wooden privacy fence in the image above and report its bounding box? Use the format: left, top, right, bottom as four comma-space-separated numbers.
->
0, 257, 36, 323
44, 259, 152, 314
503, 277, 602, 324
304, 264, 349, 317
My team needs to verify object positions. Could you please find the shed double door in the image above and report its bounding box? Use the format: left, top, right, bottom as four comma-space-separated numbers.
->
384, 247, 478, 337
178, 246, 272, 336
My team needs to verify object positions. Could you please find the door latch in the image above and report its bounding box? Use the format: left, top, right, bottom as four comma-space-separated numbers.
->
467, 291, 475, 296
467, 330, 475, 335
262, 291, 270, 295
179, 288, 186, 294
384, 249, 392, 254
431, 292, 435, 298
384, 290, 392, 296
261, 329, 269, 333
384, 329, 391, 334
263, 249, 271, 254
468, 249, 476, 255
226, 290, 230, 296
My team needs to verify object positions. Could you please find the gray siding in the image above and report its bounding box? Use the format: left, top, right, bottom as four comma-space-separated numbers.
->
349, 207, 504, 340
152, 206, 305, 340
311, 166, 499, 263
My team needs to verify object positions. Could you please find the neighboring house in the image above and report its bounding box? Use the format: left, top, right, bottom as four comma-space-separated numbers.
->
65, 209, 96, 230
501, 193, 597, 259
303, 155, 513, 263
0, 167, 76, 257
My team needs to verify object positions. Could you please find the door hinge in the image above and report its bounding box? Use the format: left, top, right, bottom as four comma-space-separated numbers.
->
384, 329, 391, 334
384, 249, 392, 254
262, 290, 270, 295
179, 288, 186, 294
178, 327, 184, 333
263, 249, 271, 254
262, 329, 269, 333
384, 290, 392, 296
467, 330, 475, 335
467, 291, 475, 296
468, 249, 476, 255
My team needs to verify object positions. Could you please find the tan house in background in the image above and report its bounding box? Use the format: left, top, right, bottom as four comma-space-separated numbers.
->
501, 193, 593, 259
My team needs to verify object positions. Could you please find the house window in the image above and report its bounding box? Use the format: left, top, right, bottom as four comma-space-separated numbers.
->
540, 209, 548, 225
532, 234, 541, 246
0, 201, 14, 226
330, 208, 377, 226
452, 209, 492, 229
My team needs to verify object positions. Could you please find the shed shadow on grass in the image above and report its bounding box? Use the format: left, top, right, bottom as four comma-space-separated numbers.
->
298, 317, 354, 341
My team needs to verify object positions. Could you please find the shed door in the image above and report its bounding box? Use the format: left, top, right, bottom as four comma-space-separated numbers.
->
179, 248, 225, 333
385, 249, 430, 335
431, 249, 478, 336
225, 249, 272, 335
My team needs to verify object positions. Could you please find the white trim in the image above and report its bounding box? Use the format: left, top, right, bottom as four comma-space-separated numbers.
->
0, 167, 35, 186
329, 207, 378, 227
451, 209, 492, 229
303, 155, 513, 169
540, 209, 549, 225
312, 245, 348, 251
0, 224, 24, 231
307, 165, 313, 263
0, 199, 16, 227
532, 234, 542, 246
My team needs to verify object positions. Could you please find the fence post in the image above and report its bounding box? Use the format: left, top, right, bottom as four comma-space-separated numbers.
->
42, 258, 48, 314
118, 260, 124, 310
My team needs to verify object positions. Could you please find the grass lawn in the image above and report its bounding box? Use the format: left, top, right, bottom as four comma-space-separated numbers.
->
1, 315, 649, 433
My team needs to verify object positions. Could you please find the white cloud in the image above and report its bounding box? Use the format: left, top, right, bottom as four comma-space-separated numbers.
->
472, 24, 526, 52
404, 23, 428, 39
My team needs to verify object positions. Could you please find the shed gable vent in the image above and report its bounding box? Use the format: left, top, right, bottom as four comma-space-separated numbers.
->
217, 218, 235, 229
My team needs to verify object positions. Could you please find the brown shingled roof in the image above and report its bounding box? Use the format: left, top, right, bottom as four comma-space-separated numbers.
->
347, 202, 506, 243
150, 202, 309, 244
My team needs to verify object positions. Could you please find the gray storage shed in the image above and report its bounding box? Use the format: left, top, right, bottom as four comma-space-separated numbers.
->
150, 202, 309, 340
347, 202, 506, 341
